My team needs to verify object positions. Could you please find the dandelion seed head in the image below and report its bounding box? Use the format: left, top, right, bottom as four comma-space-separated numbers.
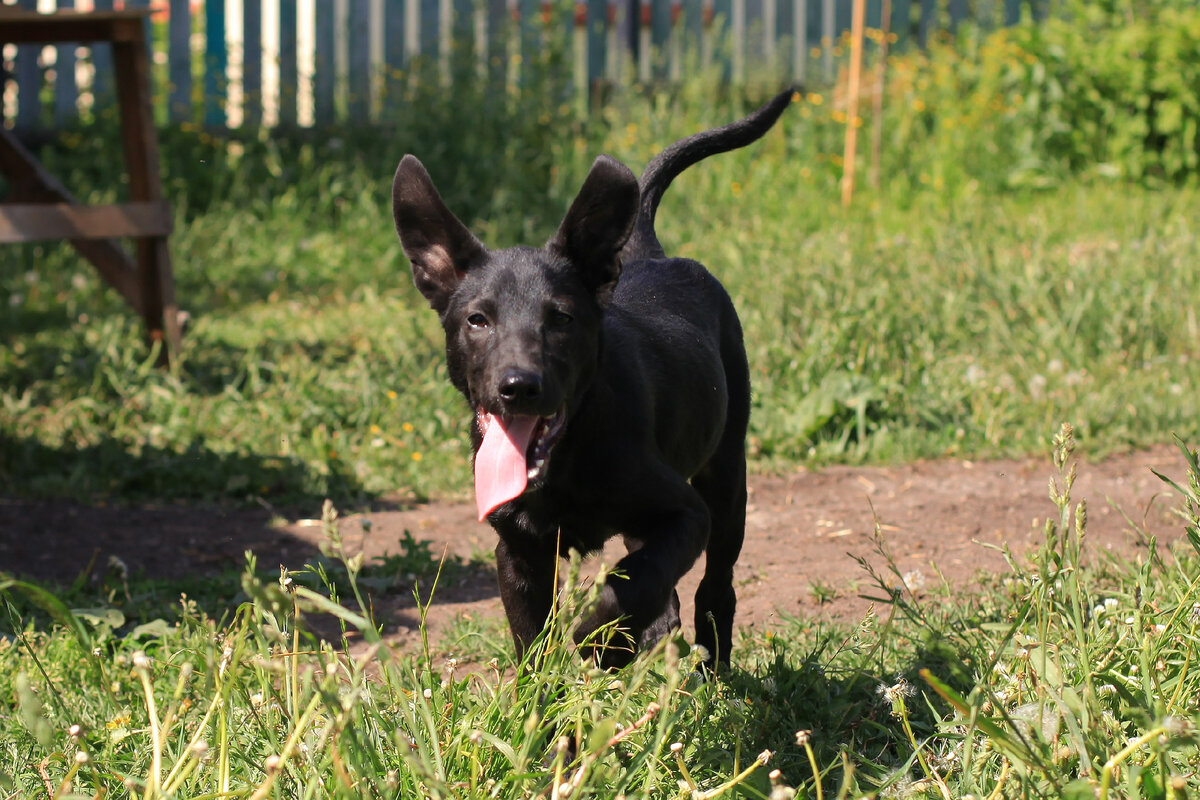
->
1163, 716, 1192, 737
107, 555, 129, 580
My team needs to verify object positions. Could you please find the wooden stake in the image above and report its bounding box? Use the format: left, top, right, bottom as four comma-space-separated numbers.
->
841, 0, 866, 208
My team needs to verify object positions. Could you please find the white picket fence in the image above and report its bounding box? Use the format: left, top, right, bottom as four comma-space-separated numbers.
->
2, 0, 1043, 131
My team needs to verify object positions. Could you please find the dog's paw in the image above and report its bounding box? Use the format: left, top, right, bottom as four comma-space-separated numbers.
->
573, 586, 639, 668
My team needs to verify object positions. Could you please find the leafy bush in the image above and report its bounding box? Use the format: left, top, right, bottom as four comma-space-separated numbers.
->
881, 0, 1200, 188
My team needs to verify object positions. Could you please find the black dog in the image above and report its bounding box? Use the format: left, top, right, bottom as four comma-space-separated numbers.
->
391, 89, 793, 669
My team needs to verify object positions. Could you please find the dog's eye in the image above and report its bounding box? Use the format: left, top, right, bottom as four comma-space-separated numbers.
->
466, 313, 490, 329
549, 310, 573, 327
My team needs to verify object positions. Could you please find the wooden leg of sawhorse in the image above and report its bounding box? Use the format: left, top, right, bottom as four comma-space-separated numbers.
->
113, 33, 181, 361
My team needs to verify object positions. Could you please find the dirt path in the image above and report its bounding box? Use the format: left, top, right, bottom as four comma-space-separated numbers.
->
1, 445, 1187, 649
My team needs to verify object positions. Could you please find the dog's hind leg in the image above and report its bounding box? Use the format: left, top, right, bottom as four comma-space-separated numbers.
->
691, 348, 751, 668
691, 443, 747, 667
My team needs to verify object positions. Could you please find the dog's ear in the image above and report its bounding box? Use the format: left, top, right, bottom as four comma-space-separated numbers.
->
393, 155, 486, 314
548, 155, 639, 306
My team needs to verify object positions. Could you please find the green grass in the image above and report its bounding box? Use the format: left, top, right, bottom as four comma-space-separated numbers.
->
7, 10, 1200, 796
3, 90, 1199, 506
2, 425, 1199, 797
4, 16, 1200, 797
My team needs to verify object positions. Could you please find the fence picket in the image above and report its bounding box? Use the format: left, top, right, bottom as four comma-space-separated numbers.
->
203, 0, 226, 127
279, 0, 299, 127
348, 1, 371, 120
168, 0, 191, 122
384, 0, 405, 109
15, 0, 39, 132
243, 0, 263, 127
917, 0, 935, 46
313, 0, 336, 124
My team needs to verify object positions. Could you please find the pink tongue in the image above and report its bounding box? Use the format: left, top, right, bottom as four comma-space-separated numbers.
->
474, 413, 539, 521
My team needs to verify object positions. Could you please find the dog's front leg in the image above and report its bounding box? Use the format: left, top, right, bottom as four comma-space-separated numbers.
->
576, 502, 710, 668
494, 534, 559, 664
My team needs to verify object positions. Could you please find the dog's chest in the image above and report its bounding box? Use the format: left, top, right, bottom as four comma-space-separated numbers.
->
498, 491, 616, 556
555, 516, 615, 556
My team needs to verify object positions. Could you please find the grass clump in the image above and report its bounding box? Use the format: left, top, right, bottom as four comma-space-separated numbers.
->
4, 0, 1200, 507
3, 425, 1200, 797
5, 124, 1200, 506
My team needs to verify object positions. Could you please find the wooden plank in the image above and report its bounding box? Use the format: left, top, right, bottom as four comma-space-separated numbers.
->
0, 128, 141, 311
204, 0, 227, 127
169, 0, 192, 122
243, 0, 263, 128
54, 0, 79, 129
348, 1, 372, 121
279, 0, 300, 126
0, 9, 146, 44
124, 0, 155, 67
0, 202, 173, 243
314, 0, 336, 125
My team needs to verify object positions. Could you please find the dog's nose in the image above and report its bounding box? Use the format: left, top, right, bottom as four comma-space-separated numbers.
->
498, 369, 543, 403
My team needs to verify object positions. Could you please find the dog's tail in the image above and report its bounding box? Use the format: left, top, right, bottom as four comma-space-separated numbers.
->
622, 87, 797, 261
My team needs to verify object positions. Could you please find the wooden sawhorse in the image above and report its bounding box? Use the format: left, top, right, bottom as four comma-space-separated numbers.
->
0, 9, 181, 361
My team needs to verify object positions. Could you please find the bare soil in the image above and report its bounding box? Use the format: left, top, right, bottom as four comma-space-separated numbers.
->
1, 445, 1187, 650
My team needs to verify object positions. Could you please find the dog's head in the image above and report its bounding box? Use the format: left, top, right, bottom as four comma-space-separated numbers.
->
392, 154, 639, 517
